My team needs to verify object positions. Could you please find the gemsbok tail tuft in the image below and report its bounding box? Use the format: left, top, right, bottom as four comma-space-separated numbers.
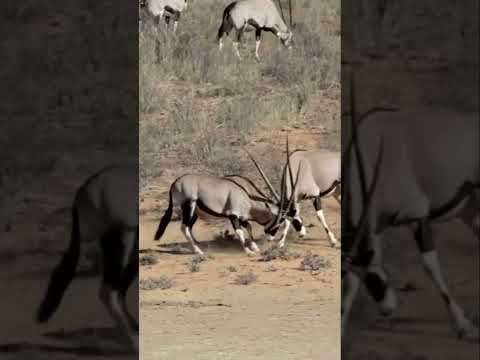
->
154, 189, 173, 241
217, 2, 236, 42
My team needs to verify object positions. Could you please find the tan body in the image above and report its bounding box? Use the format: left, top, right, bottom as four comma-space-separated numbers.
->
155, 174, 283, 255
140, 0, 189, 33
283, 150, 341, 247
342, 105, 479, 342
217, 0, 293, 60
37, 165, 139, 352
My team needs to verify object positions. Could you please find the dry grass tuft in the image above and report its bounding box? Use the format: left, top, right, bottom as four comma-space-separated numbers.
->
234, 271, 258, 285
299, 251, 331, 272
140, 276, 175, 290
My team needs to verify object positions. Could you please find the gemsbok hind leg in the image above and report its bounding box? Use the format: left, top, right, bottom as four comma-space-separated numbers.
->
99, 227, 138, 352
230, 216, 255, 255
181, 201, 204, 255
313, 196, 339, 248
233, 26, 245, 59
415, 220, 479, 340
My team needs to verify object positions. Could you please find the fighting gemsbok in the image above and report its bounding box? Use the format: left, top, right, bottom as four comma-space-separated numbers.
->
36, 165, 139, 352
341, 75, 479, 341
280, 145, 341, 248
217, 0, 293, 60
154, 144, 302, 255
140, 0, 190, 33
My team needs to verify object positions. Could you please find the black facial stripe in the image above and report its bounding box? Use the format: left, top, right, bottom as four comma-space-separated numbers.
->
364, 272, 387, 302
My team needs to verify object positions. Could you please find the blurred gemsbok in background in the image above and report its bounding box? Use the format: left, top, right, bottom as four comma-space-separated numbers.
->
140, 0, 190, 33
341, 75, 479, 341
217, 0, 293, 60
37, 165, 139, 352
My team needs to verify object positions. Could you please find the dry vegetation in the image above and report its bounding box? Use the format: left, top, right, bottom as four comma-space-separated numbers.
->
139, 0, 340, 189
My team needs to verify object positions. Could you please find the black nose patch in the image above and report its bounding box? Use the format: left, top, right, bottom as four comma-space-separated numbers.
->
292, 218, 303, 232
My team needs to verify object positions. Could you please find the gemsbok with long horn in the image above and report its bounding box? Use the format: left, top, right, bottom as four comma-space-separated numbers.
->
140, 0, 189, 33
154, 144, 301, 255
280, 144, 341, 249
341, 74, 479, 342
217, 0, 293, 60
36, 165, 139, 352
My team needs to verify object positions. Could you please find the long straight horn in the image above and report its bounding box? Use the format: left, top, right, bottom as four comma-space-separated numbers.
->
289, 0, 293, 27
276, 0, 286, 24
350, 71, 368, 204
244, 148, 280, 202
286, 160, 302, 214
348, 138, 384, 260
274, 164, 288, 225
286, 135, 295, 192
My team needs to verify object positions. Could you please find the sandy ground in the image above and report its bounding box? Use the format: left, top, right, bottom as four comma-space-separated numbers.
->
139, 196, 341, 360
138, 131, 341, 360
0, 190, 138, 359
345, 222, 479, 360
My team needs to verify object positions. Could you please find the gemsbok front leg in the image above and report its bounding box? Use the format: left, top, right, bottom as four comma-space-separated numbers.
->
415, 220, 479, 340
230, 216, 256, 255
313, 196, 339, 248
240, 220, 260, 252
180, 201, 204, 255
255, 28, 262, 60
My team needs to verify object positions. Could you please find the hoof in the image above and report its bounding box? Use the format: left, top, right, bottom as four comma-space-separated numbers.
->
457, 323, 479, 342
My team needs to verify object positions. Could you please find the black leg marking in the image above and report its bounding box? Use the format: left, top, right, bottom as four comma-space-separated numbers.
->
313, 196, 322, 212
364, 272, 387, 302
255, 28, 262, 41
414, 220, 434, 253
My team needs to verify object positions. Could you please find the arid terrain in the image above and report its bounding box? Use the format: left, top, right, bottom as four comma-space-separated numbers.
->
139, 0, 341, 357
139, 130, 341, 360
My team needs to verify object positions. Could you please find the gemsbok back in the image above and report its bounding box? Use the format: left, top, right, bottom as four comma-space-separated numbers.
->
140, 0, 189, 33
280, 146, 341, 248
217, 0, 293, 60
154, 144, 301, 255
36, 165, 139, 352
341, 76, 479, 342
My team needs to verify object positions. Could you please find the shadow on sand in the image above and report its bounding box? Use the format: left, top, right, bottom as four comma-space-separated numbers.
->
0, 326, 134, 357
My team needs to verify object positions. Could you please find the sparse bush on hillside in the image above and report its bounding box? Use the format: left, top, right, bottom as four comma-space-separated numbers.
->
139, 0, 340, 187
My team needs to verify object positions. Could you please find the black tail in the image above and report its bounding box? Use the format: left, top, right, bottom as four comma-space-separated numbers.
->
154, 189, 173, 241
217, 2, 236, 42
37, 206, 81, 323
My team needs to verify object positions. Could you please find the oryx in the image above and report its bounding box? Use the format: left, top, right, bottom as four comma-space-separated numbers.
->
140, 0, 189, 33
281, 147, 341, 248
341, 77, 479, 342
154, 144, 301, 255
36, 165, 139, 352
217, 0, 293, 60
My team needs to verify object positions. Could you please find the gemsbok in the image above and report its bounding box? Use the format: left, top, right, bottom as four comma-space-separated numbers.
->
341, 76, 479, 342
217, 0, 293, 60
140, 0, 189, 33
280, 146, 341, 248
154, 144, 301, 255
36, 165, 139, 352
